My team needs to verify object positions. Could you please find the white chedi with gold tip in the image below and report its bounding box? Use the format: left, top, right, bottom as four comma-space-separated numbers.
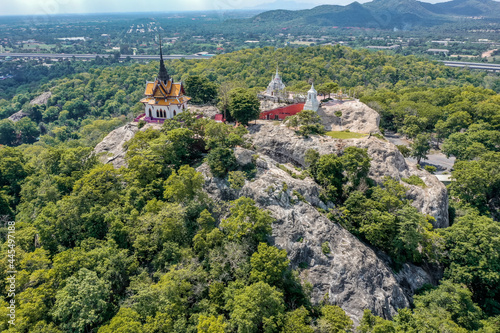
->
303, 83, 319, 112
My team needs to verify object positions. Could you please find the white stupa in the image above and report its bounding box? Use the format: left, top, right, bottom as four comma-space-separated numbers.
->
303, 83, 319, 112
265, 66, 286, 98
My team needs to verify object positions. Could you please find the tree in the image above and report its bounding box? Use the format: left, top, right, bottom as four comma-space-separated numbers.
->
323, 82, 339, 98
413, 280, 483, 331
439, 213, 500, 313
52, 268, 111, 333
315, 154, 344, 202
0, 119, 17, 146
220, 197, 274, 246
304, 148, 320, 177
448, 152, 499, 214
228, 88, 260, 125
207, 147, 238, 178
281, 306, 314, 333
250, 243, 290, 286
185, 75, 218, 105
197, 315, 228, 333
204, 121, 247, 150
401, 115, 427, 139
97, 308, 145, 333
227, 281, 285, 333
164, 165, 205, 203
217, 81, 238, 121
317, 305, 353, 333
410, 133, 431, 164
15, 117, 40, 144
340, 147, 371, 190
285, 110, 325, 137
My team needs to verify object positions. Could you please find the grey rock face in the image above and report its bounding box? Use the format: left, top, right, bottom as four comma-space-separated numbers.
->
7, 110, 29, 123
7, 92, 52, 123
319, 101, 380, 134
248, 123, 449, 228
189, 105, 221, 119
198, 151, 434, 324
30, 91, 52, 106
93, 122, 161, 168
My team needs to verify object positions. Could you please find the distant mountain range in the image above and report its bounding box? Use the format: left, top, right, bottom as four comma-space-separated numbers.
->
249, 0, 500, 29
246, 1, 315, 11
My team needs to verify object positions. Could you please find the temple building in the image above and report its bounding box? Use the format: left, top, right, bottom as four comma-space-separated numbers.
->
140, 43, 190, 120
265, 66, 286, 98
303, 83, 319, 112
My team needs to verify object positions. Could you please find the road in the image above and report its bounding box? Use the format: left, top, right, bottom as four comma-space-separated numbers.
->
440, 60, 500, 72
385, 132, 455, 174
0, 52, 210, 60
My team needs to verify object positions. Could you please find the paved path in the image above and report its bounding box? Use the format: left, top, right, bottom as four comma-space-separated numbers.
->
0, 52, 209, 60
385, 132, 455, 174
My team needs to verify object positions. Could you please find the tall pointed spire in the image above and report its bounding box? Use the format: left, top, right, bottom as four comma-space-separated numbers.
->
157, 36, 170, 83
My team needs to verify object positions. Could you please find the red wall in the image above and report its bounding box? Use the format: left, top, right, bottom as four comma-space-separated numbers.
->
259, 103, 305, 120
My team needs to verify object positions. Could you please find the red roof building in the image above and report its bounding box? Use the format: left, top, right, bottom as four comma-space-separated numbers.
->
259, 103, 305, 121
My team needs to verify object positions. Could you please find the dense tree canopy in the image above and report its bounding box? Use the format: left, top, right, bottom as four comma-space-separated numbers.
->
0, 44, 499, 332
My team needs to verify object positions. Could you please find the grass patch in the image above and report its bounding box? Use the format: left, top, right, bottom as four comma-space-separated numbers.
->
277, 163, 307, 180
325, 131, 367, 139
402, 175, 427, 188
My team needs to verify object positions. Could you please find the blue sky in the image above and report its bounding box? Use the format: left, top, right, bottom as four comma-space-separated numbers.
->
0, 0, 488, 16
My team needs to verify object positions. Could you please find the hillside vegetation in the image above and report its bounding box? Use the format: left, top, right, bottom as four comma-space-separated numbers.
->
0, 45, 499, 332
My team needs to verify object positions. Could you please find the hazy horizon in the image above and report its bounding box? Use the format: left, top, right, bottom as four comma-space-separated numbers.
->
2, 0, 490, 17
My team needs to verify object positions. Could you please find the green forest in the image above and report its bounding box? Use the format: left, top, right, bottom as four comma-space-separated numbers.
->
0, 45, 499, 332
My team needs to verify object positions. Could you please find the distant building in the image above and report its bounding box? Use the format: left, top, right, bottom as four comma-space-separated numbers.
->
303, 83, 319, 112
365, 45, 400, 50
140, 42, 190, 121
265, 66, 286, 98
427, 48, 449, 55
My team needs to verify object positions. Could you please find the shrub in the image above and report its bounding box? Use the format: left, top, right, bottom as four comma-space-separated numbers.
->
424, 165, 437, 174
402, 175, 426, 188
396, 144, 411, 157
228, 171, 246, 190
321, 242, 331, 255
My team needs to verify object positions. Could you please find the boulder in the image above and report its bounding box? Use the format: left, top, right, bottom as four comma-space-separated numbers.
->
318, 100, 380, 134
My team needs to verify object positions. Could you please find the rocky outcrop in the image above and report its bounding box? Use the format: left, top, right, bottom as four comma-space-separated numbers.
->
198, 149, 435, 324
189, 105, 220, 119
30, 91, 52, 106
248, 123, 449, 228
7, 92, 53, 123
7, 110, 29, 122
93, 122, 161, 168
318, 101, 380, 134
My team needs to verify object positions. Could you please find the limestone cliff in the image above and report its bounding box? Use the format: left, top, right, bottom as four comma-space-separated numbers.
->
94, 102, 448, 324
197, 149, 436, 324
248, 123, 449, 228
